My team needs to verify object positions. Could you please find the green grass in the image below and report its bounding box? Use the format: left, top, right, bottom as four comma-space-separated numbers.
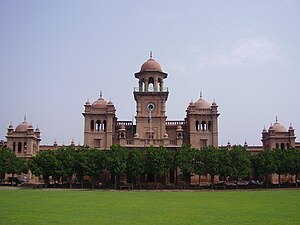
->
0, 189, 299, 225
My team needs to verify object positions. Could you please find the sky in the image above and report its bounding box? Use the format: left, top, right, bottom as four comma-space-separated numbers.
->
0, 0, 299, 146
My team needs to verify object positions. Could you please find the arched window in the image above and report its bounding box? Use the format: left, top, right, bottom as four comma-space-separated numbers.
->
13, 142, 16, 152
196, 121, 200, 131
280, 143, 285, 150
287, 143, 290, 149
103, 120, 107, 132
148, 77, 154, 91
90, 120, 94, 131
276, 143, 279, 149
201, 121, 207, 131
96, 120, 101, 131
178, 133, 181, 138
141, 78, 145, 91
18, 142, 22, 153
158, 78, 162, 91
208, 121, 212, 131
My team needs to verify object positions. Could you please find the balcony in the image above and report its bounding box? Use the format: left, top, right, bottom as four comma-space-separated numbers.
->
133, 87, 168, 93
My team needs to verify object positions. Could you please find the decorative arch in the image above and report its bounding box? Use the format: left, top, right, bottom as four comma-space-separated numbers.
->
201, 121, 207, 131
96, 120, 101, 131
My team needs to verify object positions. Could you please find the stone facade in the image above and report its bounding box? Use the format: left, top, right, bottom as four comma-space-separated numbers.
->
6, 116, 41, 159
83, 54, 220, 149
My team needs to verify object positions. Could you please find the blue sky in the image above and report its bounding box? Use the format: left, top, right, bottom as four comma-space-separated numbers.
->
1, 0, 299, 146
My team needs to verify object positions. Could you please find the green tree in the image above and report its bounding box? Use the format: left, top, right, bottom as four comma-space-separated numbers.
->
145, 146, 173, 189
253, 149, 277, 188
175, 145, 195, 187
286, 148, 300, 187
273, 148, 290, 187
201, 146, 219, 189
56, 147, 76, 188
192, 149, 205, 187
0, 147, 28, 185
217, 147, 232, 184
229, 145, 251, 189
106, 144, 128, 189
85, 149, 105, 189
29, 150, 62, 188
126, 148, 145, 188
73, 147, 90, 189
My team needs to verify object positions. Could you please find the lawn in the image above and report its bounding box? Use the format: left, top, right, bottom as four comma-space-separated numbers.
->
0, 188, 299, 225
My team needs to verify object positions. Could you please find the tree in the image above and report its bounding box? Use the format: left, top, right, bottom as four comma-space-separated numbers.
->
217, 147, 232, 184
29, 150, 62, 188
85, 149, 105, 189
126, 148, 145, 188
253, 149, 277, 188
229, 145, 251, 189
73, 147, 90, 189
286, 148, 300, 187
106, 144, 128, 189
273, 148, 290, 187
199, 146, 219, 189
192, 149, 205, 187
0, 147, 27, 185
145, 146, 173, 189
56, 147, 76, 188
175, 145, 195, 187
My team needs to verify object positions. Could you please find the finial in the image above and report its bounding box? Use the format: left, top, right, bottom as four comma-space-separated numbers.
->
275, 116, 278, 123
150, 51, 153, 58
200, 91, 202, 99
100, 91, 102, 98
24, 115, 26, 122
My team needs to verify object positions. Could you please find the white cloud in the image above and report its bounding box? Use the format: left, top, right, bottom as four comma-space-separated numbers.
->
197, 36, 284, 69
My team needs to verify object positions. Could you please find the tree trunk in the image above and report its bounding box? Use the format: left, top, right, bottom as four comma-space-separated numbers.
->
114, 175, 117, 190
278, 173, 281, 188
265, 175, 269, 188
198, 175, 201, 189
236, 177, 239, 189
155, 175, 158, 190
211, 175, 214, 189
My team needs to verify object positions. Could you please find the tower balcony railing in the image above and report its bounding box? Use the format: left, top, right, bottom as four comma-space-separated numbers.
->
133, 87, 169, 92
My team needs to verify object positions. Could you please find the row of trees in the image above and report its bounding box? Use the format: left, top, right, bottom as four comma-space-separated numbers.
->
1, 145, 300, 189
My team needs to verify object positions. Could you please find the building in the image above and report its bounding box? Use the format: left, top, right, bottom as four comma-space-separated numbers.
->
82, 53, 219, 149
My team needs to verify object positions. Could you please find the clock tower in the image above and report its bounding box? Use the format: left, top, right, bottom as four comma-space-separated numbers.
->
133, 53, 169, 142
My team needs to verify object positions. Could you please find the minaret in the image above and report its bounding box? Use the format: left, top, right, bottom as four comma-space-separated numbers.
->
133, 53, 169, 142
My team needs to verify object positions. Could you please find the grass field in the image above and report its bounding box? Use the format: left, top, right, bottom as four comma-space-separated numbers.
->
0, 188, 299, 225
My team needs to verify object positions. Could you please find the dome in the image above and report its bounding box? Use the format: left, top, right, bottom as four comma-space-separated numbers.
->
195, 98, 211, 109
140, 58, 162, 72
92, 97, 107, 109
15, 121, 31, 132
270, 122, 287, 132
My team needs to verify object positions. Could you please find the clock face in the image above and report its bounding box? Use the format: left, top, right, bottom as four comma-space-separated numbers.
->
147, 102, 155, 111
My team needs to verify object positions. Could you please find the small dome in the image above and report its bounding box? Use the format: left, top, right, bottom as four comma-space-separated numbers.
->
8, 124, 13, 129
85, 99, 91, 105
140, 58, 162, 72
107, 100, 114, 105
270, 122, 287, 132
15, 121, 31, 132
195, 98, 211, 109
35, 127, 40, 132
92, 97, 107, 109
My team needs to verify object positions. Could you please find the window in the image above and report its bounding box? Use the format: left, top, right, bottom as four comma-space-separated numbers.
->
18, 142, 22, 153
96, 120, 101, 131
201, 121, 207, 131
196, 121, 200, 131
103, 120, 107, 132
280, 143, 285, 150
13, 142, 16, 152
91, 120, 94, 131
208, 121, 212, 131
